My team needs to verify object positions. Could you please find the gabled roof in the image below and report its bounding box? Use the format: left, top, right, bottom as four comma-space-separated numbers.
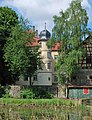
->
52, 42, 61, 51
28, 36, 39, 47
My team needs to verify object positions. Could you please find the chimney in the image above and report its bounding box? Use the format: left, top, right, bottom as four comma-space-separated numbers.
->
35, 30, 38, 36
33, 26, 35, 32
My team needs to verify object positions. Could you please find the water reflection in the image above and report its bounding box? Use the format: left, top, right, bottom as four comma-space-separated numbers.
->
0, 106, 92, 120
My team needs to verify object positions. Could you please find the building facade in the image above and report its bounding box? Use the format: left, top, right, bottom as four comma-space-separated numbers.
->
16, 28, 60, 87
68, 35, 92, 98
16, 27, 92, 99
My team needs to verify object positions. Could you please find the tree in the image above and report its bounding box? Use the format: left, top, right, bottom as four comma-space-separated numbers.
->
0, 7, 18, 85
0, 7, 18, 46
51, 0, 89, 83
3, 20, 42, 82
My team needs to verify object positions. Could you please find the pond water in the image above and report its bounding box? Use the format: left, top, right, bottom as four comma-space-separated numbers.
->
0, 105, 92, 120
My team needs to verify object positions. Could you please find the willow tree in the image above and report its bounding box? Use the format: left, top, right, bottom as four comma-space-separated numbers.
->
52, 0, 89, 83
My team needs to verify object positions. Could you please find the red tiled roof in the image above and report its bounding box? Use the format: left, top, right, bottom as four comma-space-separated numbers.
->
26, 29, 40, 47
27, 36, 40, 47
52, 42, 61, 51
27, 31, 61, 50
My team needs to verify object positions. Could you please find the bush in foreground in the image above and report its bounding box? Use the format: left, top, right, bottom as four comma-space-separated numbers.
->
20, 87, 53, 99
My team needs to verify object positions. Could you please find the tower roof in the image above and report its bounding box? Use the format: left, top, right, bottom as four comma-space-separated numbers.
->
39, 23, 51, 40
39, 29, 51, 40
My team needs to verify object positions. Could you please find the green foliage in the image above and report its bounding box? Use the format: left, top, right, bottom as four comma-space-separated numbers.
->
3, 19, 42, 78
51, 0, 90, 83
0, 85, 5, 97
0, 7, 18, 85
20, 88, 35, 99
0, 98, 78, 107
0, 7, 18, 46
2, 86, 11, 98
0, 85, 11, 98
20, 87, 53, 99
32, 87, 53, 99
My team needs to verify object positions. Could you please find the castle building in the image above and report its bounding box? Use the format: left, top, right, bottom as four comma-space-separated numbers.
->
16, 26, 60, 87
15, 26, 92, 98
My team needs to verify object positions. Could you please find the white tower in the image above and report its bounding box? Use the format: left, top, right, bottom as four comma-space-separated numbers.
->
32, 23, 52, 86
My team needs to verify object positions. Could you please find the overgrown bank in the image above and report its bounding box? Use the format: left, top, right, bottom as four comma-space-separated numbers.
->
0, 98, 82, 108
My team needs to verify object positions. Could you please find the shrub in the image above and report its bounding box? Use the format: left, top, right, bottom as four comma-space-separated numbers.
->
20, 88, 35, 99
20, 87, 53, 99
2, 86, 11, 98
0, 85, 5, 97
0, 85, 11, 98
33, 87, 53, 99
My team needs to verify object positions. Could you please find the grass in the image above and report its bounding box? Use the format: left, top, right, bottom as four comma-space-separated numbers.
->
0, 98, 89, 119
0, 98, 79, 107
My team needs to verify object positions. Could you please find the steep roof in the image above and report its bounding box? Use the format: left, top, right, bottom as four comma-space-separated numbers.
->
52, 42, 61, 51
28, 36, 39, 47
39, 29, 51, 40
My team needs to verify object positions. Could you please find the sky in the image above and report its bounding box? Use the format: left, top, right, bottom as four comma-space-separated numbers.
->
0, 0, 92, 34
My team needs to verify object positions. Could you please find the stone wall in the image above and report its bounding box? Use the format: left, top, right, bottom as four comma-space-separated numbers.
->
9, 85, 66, 98
9, 86, 21, 98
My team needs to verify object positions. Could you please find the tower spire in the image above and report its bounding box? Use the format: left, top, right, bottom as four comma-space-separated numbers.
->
45, 22, 46, 30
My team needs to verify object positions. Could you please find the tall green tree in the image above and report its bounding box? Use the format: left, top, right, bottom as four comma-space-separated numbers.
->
51, 0, 89, 83
3, 20, 42, 82
0, 7, 18, 85
0, 7, 18, 46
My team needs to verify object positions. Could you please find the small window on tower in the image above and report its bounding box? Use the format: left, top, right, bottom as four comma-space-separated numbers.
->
47, 52, 51, 59
47, 62, 51, 69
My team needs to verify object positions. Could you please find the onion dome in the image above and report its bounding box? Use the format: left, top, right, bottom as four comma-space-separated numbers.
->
39, 29, 51, 40
39, 22, 51, 40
